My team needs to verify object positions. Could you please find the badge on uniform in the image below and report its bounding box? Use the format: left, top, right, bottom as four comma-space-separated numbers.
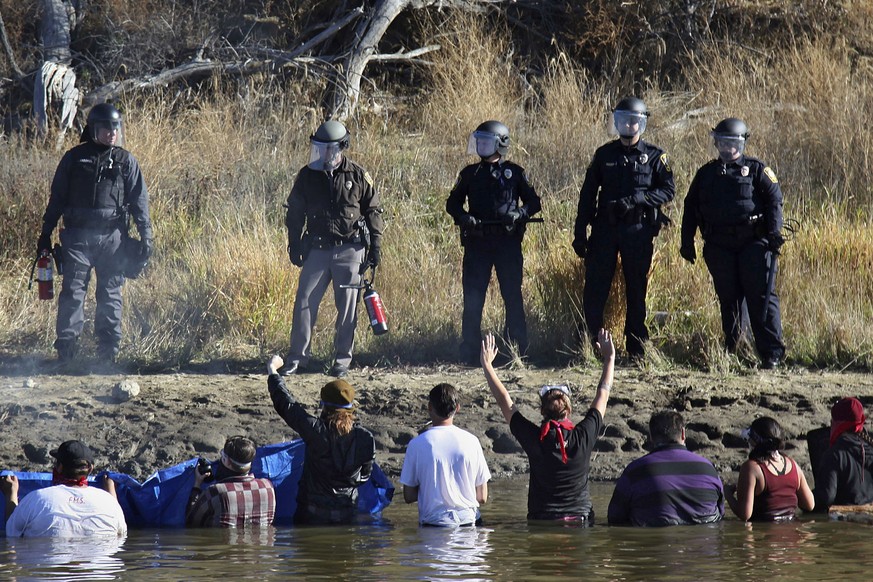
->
763, 166, 778, 183
504, 168, 512, 179
639, 154, 648, 164
364, 171, 374, 186
345, 180, 353, 190
741, 166, 749, 177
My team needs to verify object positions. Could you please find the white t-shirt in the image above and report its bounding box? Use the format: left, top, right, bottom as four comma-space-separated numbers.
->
6, 485, 127, 538
400, 425, 491, 526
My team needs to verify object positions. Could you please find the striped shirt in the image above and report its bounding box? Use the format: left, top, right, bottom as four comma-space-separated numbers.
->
608, 444, 725, 527
186, 475, 276, 528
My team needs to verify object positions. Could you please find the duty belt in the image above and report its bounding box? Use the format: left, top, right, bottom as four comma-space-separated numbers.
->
309, 233, 362, 250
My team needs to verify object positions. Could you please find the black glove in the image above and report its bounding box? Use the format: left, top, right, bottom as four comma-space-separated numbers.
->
367, 244, 381, 268
37, 233, 52, 256
459, 214, 479, 228
572, 237, 587, 258
679, 244, 696, 264
288, 244, 304, 267
614, 196, 636, 218
140, 237, 154, 260
767, 232, 785, 254
502, 210, 521, 228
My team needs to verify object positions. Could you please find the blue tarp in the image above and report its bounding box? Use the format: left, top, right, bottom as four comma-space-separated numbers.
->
1, 440, 394, 528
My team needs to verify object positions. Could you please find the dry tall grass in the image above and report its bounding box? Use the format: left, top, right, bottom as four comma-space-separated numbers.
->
1, 18, 871, 371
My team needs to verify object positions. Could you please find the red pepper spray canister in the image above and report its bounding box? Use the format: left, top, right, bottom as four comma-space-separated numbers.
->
36, 251, 54, 300
363, 281, 388, 336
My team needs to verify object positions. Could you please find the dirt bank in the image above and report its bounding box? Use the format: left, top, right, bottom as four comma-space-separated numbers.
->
2, 360, 872, 487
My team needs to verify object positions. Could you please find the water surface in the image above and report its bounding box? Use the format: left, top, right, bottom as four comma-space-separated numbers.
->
1, 480, 868, 581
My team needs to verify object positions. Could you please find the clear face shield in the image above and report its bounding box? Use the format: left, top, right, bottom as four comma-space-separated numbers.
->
308, 140, 343, 171
466, 131, 499, 158
91, 120, 124, 147
609, 110, 648, 139
712, 134, 746, 162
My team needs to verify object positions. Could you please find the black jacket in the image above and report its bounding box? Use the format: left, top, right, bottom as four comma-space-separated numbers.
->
268, 374, 375, 523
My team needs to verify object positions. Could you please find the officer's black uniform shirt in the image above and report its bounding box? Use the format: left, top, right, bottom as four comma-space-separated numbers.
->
446, 160, 541, 229
681, 154, 783, 249
574, 139, 674, 241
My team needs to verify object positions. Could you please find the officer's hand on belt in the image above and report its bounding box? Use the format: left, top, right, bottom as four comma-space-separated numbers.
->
502, 211, 521, 228
614, 196, 636, 217
37, 233, 52, 255
459, 214, 479, 228
367, 244, 381, 268
572, 237, 587, 259
767, 232, 785, 254
679, 244, 696, 264
288, 243, 304, 267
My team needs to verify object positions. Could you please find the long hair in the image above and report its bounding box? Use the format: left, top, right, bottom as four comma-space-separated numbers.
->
540, 391, 572, 421
322, 407, 355, 436
747, 417, 785, 461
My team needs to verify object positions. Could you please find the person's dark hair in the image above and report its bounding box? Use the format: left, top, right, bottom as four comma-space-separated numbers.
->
322, 407, 355, 436
649, 410, 685, 445
747, 417, 785, 461
224, 436, 257, 466
540, 391, 572, 421
429, 383, 459, 419
57, 459, 91, 479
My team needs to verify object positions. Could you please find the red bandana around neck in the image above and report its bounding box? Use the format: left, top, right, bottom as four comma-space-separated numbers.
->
540, 419, 575, 464
52, 467, 89, 487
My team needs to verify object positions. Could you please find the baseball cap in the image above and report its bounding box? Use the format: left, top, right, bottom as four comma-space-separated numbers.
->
50, 440, 95, 466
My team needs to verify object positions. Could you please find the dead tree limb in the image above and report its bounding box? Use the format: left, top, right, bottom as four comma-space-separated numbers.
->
0, 10, 25, 78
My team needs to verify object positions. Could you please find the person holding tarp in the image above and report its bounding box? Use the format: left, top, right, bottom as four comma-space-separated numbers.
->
267, 355, 376, 524
186, 435, 276, 527
1, 440, 126, 537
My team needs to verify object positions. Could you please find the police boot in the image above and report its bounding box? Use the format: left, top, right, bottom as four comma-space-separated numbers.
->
55, 340, 78, 362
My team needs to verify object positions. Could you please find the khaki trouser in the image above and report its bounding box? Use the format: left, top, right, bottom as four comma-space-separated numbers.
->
288, 243, 365, 368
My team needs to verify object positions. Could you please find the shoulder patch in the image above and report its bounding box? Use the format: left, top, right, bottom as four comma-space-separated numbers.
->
763, 167, 778, 183
364, 171, 374, 186
660, 153, 671, 173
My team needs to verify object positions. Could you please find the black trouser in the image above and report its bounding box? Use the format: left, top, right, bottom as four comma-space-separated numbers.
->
460, 236, 528, 362
55, 227, 125, 355
583, 220, 654, 355
702, 238, 785, 361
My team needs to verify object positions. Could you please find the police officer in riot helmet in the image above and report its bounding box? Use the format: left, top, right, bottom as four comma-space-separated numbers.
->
572, 97, 675, 360
680, 117, 786, 369
37, 102, 153, 364
282, 120, 385, 378
446, 120, 541, 365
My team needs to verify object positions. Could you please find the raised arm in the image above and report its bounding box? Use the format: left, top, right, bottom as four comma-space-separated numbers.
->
480, 333, 516, 424
590, 329, 615, 418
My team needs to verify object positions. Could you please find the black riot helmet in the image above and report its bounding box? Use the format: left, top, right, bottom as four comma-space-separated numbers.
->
467, 120, 510, 159
711, 117, 750, 140
711, 118, 750, 161
308, 120, 350, 171
611, 97, 649, 139
86, 103, 124, 145
311, 120, 350, 149
613, 97, 649, 116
